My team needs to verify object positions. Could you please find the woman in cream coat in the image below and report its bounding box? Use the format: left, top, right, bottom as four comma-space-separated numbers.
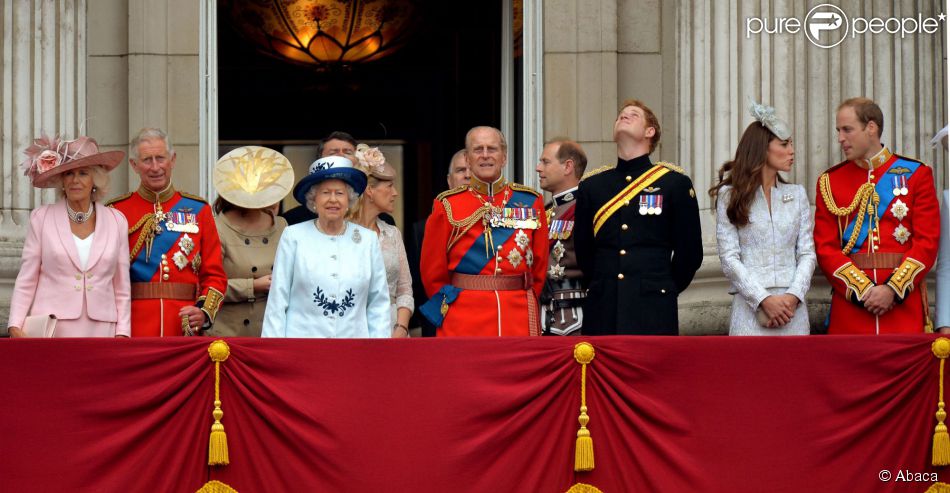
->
7, 135, 130, 337
710, 102, 816, 335
209, 146, 293, 337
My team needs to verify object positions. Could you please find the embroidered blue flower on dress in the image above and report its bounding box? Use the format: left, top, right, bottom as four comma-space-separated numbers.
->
313, 288, 356, 316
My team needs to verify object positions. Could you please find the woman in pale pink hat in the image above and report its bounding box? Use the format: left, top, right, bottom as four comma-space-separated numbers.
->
6, 135, 131, 338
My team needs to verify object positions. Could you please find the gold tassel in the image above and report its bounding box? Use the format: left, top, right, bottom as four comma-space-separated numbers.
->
933, 338, 950, 467
573, 342, 596, 472
208, 340, 231, 466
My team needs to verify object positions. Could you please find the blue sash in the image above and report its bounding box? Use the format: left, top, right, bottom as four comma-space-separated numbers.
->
130, 196, 204, 282
453, 190, 537, 274
842, 158, 920, 254
419, 189, 539, 327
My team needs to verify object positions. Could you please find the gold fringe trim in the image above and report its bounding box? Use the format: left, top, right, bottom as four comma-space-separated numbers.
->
573, 342, 596, 472
195, 480, 238, 493
565, 483, 604, 493
208, 340, 231, 466
933, 338, 950, 467
925, 482, 950, 493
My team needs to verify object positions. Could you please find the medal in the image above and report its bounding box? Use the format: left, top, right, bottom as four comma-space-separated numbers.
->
654, 195, 663, 215
639, 196, 649, 215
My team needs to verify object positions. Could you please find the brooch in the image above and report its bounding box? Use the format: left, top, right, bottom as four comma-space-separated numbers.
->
893, 224, 911, 244
782, 193, 794, 203
890, 199, 908, 221
515, 229, 530, 250
352, 228, 362, 244
507, 248, 523, 268
178, 234, 195, 256
172, 251, 189, 270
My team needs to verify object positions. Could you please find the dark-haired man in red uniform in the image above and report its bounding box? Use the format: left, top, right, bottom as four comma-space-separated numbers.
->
815, 98, 940, 334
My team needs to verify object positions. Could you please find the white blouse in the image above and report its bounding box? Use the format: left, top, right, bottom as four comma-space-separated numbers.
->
262, 221, 390, 338
73, 233, 94, 270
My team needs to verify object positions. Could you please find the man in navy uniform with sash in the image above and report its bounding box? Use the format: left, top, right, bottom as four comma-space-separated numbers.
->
574, 99, 703, 335
536, 138, 588, 335
108, 128, 227, 337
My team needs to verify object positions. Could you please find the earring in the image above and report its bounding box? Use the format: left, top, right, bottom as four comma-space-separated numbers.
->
92, 186, 97, 193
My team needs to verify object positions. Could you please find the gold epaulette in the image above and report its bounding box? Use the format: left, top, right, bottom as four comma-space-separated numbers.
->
887, 257, 925, 299
436, 185, 468, 201
833, 262, 874, 301
656, 161, 687, 174
179, 191, 209, 203
509, 182, 540, 196
104, 192, 133, 207
581, 164, 612, 180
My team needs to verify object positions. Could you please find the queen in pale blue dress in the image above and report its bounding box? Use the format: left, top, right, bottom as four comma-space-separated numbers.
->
262, 155, 390, 338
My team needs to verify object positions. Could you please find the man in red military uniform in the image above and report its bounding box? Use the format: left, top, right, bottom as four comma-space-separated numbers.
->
815, 98, 940, 334
108, 128, 227, 337
420, 126, 548, 336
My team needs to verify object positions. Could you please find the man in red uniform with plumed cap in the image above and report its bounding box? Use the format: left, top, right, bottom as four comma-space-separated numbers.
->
420, 126, 548, 336
815, 98, 940, 334
108, 128, 227, 336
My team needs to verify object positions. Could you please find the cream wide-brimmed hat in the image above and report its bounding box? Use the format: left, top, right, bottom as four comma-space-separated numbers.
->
213, 146, 295, 209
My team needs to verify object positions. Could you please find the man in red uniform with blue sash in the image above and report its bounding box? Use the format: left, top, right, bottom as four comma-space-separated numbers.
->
815, 98, 940, 334
108, 128, 227, 337
420, 126, 548, 336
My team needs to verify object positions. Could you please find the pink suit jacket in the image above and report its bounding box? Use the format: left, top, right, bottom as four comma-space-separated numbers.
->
8, 201, 131, 336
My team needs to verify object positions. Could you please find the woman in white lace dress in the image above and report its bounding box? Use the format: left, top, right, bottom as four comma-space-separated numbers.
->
709, 101, 816, 335
350, 144, 414, 337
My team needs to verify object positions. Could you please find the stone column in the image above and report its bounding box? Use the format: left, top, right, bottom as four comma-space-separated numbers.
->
543, 0, 619, 167
0, 0, 86, 326
675, 0, 947, 333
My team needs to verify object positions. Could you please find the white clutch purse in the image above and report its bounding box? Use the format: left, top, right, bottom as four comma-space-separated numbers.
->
22, 314, 57, 337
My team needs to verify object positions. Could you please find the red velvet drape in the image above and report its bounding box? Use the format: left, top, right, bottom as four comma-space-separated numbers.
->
1, 336, 945, 492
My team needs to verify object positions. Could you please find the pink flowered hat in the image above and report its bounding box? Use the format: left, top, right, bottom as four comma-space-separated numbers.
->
19, 134, 125, 188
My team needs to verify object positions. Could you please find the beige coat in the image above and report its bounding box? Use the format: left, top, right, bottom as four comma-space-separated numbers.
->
207, 213, 287, 337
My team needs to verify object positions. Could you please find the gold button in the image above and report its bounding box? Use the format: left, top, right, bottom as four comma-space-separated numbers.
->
617, 273, 625, 280
624, 200, 630, 206
75, 274, 82, 280
620, 249, 627, 256
163, 266, 170, 273
161, 254, 167, 260
869, 174, 875, 180
87, 286, 93, 291
625, 176, 632, 182
621, 224, 629, 231
495, 268, 502, 274
162, 274, 169, 281
86, 273, 92, 279
75, 286, 81, 291
497, 245, 503, 251
661, 289, 666, 294
497, 256, 503, 262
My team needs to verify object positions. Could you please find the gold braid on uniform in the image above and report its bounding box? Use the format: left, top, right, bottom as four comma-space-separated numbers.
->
441, 198, 491, 252
818, 174, 880, 254
128, 213, 159, 261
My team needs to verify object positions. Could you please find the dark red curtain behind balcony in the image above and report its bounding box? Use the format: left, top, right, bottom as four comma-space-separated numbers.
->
0, 336, 945, 492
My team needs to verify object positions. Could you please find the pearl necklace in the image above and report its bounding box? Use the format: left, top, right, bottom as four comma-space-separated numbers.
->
67, 202, 94, 224
314, 219, 345, 236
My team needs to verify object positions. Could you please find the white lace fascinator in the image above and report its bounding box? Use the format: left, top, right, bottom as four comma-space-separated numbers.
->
748, 98, 791, 141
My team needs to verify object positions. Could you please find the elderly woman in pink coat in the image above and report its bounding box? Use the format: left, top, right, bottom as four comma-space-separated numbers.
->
6, 135, 131, 338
